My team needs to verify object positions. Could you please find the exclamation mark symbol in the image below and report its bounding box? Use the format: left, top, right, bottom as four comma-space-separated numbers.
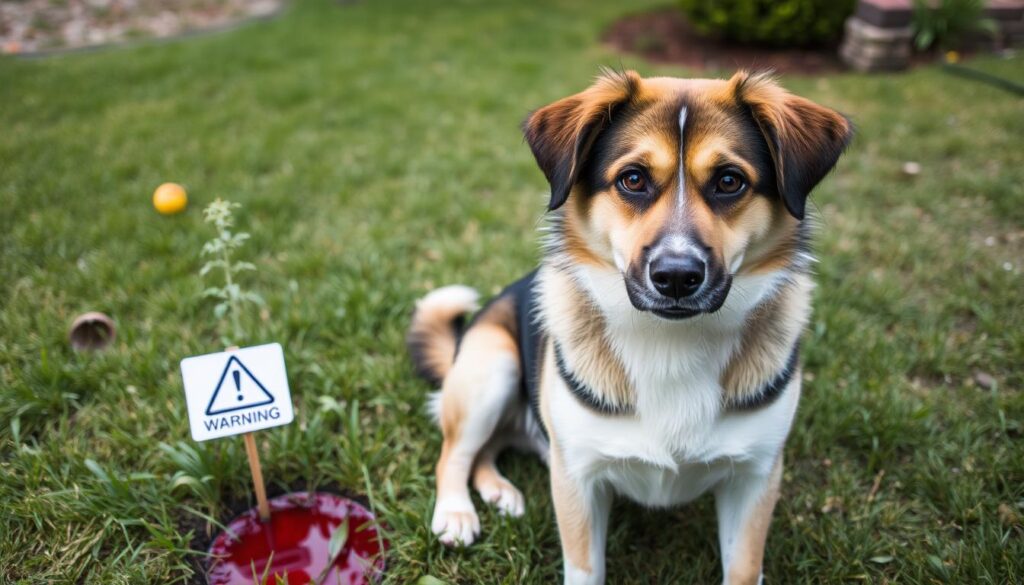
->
233, 370, 243, 401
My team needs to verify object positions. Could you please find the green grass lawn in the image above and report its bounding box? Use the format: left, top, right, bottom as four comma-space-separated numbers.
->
1, 0, 1022, 583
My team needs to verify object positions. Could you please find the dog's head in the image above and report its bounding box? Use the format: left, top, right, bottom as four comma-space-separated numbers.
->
524, 70, 852, 320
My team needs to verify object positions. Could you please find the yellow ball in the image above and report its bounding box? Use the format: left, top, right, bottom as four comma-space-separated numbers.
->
153, 183, 188, 215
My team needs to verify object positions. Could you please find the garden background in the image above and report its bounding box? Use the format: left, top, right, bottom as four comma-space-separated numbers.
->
1, 0, 1022, 583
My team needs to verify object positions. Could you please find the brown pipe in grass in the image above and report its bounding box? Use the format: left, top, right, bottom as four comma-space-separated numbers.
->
69, 312, 116, 351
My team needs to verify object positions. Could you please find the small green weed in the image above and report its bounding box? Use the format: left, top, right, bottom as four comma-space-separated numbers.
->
200, 199, 264, 346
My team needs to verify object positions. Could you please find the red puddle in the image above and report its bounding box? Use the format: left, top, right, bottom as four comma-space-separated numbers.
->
207, 492, 386, 585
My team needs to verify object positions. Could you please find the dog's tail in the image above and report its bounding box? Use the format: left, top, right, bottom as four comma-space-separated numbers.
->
407, 285, 480, 387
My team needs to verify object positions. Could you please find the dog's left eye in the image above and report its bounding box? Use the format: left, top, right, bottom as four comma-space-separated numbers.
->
616, 170, 648, 195
714, 172, 746, 197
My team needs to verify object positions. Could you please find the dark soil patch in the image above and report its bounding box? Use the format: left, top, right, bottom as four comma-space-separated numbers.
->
604, 7, 847, 75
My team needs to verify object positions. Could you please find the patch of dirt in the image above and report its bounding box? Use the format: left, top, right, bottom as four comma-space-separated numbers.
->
1, 0, 283, 55
603, 7, 847, 75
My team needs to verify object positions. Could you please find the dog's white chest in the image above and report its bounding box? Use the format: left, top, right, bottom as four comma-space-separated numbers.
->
605, 396, 798, 507
545, 358, 801, 508
603, 453, 734, 508
542, 264, 801, 507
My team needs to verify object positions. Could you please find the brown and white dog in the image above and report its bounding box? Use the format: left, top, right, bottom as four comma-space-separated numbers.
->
407, 70, 852, 585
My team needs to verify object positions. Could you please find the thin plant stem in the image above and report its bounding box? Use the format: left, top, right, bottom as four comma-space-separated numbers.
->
221, 242, 242, 344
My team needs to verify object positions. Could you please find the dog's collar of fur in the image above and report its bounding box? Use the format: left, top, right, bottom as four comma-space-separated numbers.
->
726, 341, 801, 411
553, 341, 635, 416
553, 338, 801, 417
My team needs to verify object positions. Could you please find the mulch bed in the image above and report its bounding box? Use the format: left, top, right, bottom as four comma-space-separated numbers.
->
1, 0, 283, 55
603, 7, 848, 75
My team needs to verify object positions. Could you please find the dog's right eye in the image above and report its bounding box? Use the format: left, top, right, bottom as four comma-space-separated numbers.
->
616, 170, 648, 195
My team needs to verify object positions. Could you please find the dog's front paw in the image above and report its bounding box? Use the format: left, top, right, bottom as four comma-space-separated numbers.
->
477, 478, 525, 517
431, 498, 481, 546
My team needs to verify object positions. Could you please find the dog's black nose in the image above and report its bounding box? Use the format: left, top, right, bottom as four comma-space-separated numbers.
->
649, 255, 706, 299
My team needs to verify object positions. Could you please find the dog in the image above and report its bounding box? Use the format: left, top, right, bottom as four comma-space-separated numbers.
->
407, 69, 852, 585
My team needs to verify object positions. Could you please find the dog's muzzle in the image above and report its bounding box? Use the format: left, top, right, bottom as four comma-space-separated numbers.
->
625, 250, 731, 320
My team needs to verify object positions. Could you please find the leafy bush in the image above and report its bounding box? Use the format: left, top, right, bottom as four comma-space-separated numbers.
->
912, 0, 996, 51
679, 0, 857, 46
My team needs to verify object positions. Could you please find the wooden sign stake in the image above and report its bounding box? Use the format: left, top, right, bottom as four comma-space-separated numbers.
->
243, 432, 271, 522
226, 346, 271, 522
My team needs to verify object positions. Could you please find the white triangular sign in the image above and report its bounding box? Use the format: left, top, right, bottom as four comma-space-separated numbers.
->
205, 355, 275, 415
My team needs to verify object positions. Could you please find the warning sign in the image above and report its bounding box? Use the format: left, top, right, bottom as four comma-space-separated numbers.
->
206, 355, 275, 415
180, 343, 294, 442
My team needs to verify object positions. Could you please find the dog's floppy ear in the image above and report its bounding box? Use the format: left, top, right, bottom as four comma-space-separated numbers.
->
523, 70, 640, 211
731, 71, 853, 220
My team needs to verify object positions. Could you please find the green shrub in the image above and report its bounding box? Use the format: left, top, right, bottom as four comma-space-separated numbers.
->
679, 0, 857, 46
912, 0, 997, 51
